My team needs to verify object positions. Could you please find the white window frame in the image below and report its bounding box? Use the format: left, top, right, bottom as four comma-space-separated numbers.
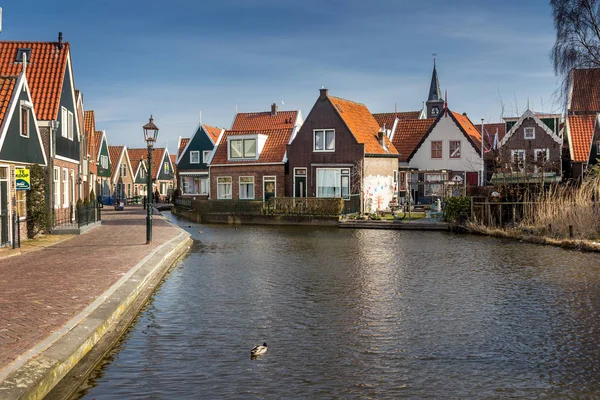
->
511, 149, 526, 171
534, 148, 550, 162
217, 176, 232, 199
68, 110, 74, 140
62, 168, 69, 208
313, 129, 335, 152
200, 177, 209, 195
190, 151, 200, 164
229, 138, 257, 159
61, 107, 68, 138
183, 180, 190, 193
315, 168, 350, 200
53, 167, 60, 208
239, 176, 255, 200
263, 176, 276, 199
121, 163, 127, 177
203, 150, 212, 164
524, 127, 535, 140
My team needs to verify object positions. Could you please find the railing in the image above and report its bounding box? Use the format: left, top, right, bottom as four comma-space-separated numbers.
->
77, 202, 101, 227
53, 202, 102, 229
175, 197, 192, 209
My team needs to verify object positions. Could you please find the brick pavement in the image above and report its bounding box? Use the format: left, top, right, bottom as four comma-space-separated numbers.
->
0, 206, 180, 370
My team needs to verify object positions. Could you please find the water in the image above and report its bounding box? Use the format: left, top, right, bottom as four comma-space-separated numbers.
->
77, 214, 600, 399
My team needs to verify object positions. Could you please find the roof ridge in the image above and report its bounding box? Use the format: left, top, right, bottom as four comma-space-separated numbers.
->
328, 95, 366, 106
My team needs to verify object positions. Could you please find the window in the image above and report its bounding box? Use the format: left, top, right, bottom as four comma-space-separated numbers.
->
425, 173, 442, 196
431, 141, 442, 158
121, 163, 127, 177
15, 48, 31, 63
68, 111, 74, 140
511, 149, 525, 171
217, 177, 232, 199
20, 106, 30, 137
164, 162, 170, 174
534, 148, 549, 163
61, 107, 74, 140
100, 155, 109, 169
53, 167, 60, 208
229, 138, 257, 159
62, 168, 69, 208
399, 172, 406, 190
449, 140, 461, 158
239, 176, 255, 199
203, 150, 212, 164
190, 151, 200, 164
183, 181, 190, 193
524, 127, 535, 140
314, 129, 335, 152
316, 168, 350, 200
140, 167, 145, 179
200, 178, 209, 195
393, 170, 398, 184
16, 190, 26, 218
295, 168, 307, 176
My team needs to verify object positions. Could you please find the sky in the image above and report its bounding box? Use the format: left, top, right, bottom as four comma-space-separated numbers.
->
1, 0, 560, 150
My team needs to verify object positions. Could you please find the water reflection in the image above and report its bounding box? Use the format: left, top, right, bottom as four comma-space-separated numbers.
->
77, 215, 600, 399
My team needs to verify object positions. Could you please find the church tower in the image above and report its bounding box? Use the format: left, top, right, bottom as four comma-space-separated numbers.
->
426, 59, 444, 119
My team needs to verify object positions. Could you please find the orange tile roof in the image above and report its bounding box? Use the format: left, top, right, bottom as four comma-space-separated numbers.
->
570, 68, 600, 113
94, 130, 104, 161
170, 154, 177, 175
393, 119, 435, 162
211, 128, 293, 165
372, 111, 421, 130
568, 114, 596, 162
84, 110, 95, 136
108, 145, 123, 178
451, 111, 482, 154
232, 110, 298, 130
128, 148, 147, 177
0, 76, 17, 127
129, 147, 167, 179
328, 96, 398, 155
178, 138, 189, 158
204, 124, 222, 143
0, 41, 70, 121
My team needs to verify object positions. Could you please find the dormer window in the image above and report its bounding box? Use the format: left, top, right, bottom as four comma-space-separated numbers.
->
15, 48, 31, 63
230, 138, 257, 159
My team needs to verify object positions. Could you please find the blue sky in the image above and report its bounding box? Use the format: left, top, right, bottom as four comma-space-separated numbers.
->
2, 0, 558, 150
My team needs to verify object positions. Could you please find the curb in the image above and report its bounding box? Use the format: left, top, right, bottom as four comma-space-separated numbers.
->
0, 228, 192, 400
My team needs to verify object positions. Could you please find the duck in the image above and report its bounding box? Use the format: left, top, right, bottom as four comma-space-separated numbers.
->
251, 342, 268, 356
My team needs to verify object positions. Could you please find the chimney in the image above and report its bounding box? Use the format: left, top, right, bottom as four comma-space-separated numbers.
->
319, 87, 328, 100
378, 129, 385, 146
462, 112, 467, 117
58, 32, 63, 49
271, 103, 278, 116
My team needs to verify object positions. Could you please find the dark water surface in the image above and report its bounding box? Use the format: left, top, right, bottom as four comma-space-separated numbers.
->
77, 213, 600, 399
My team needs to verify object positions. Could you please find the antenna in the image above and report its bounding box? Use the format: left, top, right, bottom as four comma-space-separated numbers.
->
0, 7, 3, 33
199, 110, 202, 124
432, 53, 437, 65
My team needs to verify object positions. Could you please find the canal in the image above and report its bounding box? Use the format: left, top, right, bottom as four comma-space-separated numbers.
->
76, 213, 600, 399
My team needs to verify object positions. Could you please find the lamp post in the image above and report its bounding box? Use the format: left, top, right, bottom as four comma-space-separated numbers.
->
143, 115, 159, 244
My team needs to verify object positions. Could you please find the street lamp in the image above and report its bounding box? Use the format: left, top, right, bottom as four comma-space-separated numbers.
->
143, 115, 159, 244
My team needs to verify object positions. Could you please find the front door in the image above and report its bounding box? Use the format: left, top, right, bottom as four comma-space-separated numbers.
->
294, 176, 306, 198
264, 180, 275, 201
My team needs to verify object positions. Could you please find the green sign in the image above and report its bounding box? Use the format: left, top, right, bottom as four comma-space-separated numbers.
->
15, 168, 30, 190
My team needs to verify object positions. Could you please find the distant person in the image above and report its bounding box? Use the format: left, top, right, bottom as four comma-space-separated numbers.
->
154, 189, 160, 203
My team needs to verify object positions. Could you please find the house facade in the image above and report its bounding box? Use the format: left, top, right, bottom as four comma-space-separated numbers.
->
130, 148, 175, 200
83, 110, 98, 197
128, 148, 148, 198
0, 71, 48, 243
176, 123, 222, 199
287, 89, 399, 213
95, 130, 112, 198
492, 110, 562, 184
109, 145, 134, 200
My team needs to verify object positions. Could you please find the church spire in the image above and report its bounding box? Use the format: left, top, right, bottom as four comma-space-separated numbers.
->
428, 57, 442, 102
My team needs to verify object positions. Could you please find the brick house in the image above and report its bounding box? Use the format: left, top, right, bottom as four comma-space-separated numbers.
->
209, 127, 295, 201
491, 110, 562, 184
83, 110, 98, 197
287, 89, 399, 213
176, 123, 222, 199
0, 35, 83, 220
0, 70, 48, 243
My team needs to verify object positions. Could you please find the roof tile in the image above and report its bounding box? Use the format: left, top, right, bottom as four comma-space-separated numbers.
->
372, 111, 421, 131
0, 77, 17, 127
211, 128, 293, 165
568, 114, 596, 162
232, 110, 298, 130
178, 138, 189, 158
392, 119, 435, 162
570, 68, 600, 113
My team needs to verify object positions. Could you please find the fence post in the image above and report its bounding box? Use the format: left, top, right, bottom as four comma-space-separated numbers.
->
17, 213, 20, 248
12, 213, 16, 249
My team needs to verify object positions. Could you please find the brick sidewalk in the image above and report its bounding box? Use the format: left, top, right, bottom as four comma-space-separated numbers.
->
0, 206, 181, 370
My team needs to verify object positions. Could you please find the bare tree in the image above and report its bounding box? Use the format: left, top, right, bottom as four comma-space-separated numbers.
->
551, 0, 600, 104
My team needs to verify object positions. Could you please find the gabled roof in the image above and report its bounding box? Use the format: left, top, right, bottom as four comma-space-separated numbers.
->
569, 68, 600, 113
474, 122, 507, 147
204, 124, 222, 143
129, 147, 170, 179
170, 154, 177, 175
0, 76, 17, 127
128, 148, 148, 178
392, 119, 436, 162
211, 128, 294, 165
84, 110, 95, 136
566, 114, 596, 163
94, 130, 106, 162
451, 111, 483, 152
328, 95, 398, 155
0, 40, 71, 121
108, 145, 123, 180
499, 109, 562, 148
232, 110, 299, 130
372, 111, 421, 131
178, 138, 189, 159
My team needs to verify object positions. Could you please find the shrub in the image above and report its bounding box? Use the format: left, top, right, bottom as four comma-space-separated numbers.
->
26, 164, 50, 238
444, 196, 471, 222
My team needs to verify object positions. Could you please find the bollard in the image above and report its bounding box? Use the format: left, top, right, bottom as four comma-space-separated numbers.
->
569, 225, 574, 239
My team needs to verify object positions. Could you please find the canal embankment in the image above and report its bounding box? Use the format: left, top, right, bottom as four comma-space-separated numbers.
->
0, 206, 191, 400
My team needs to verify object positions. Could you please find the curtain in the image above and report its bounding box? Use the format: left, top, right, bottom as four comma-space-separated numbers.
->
317, 169, 341, 197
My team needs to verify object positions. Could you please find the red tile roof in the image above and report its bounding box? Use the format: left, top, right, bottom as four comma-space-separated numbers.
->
568, 114, 596, 162
129, 147, 167, 179
108, 145, 123, 179
84, 110, 95, 136
204, 124, 222, 143
570, 68, 600, 113
94, 131, 104, 161
211, 128, 293, 165
451, 111, 482, 154
128, 148, 147, 177
328, 96, 398, 155
178, 138, 189, 158
372, 111, 421, 130
0, 41, 71, 121
170, 154, 177, 175
392, 119, 435, 162
0, 76, 17, 127
232, 110, 298, 130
